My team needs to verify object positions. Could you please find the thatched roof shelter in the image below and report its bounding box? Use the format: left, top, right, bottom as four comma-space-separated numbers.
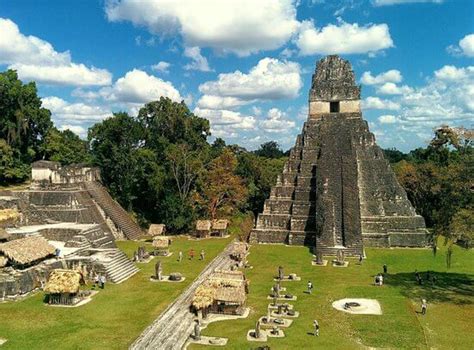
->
152, 236, 169, 248
212, 219, 229, 230
196, 220, 211, 231
192, 270, 247, 309
148, 224, 166, 236
44, 269, 81, 294
0, 208, 21, 224
0, 235, 55, 265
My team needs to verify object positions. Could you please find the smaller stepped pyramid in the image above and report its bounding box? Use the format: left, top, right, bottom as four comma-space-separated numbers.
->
250, 55, 428, 255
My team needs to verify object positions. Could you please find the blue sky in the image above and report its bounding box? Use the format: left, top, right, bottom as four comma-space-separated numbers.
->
1, 0, 473, 151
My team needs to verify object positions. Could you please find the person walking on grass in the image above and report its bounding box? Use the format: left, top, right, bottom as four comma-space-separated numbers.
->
421, 299, 427, 315
358, 254, 363, 264
313, 319, 320, 336
307, 280, 313, 294
200, 249, 205, 260
383, 264, 388, 274
100, 274, 106, 289
178, 251, 183, 262
189, 249, 195, 260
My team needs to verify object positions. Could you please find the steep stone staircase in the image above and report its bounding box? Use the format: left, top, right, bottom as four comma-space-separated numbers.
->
101, 249, 139, 284
84, 181, 142, 240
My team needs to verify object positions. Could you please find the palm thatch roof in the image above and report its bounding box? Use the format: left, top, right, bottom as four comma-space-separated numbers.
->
44, 269, 81, 294
0, 235, 55, 265
230, 242, 248, 256
192, 270, 247, 309
0, 208, 21, 224
152, 236, 169, 248
148, 224, 166, 236
196, 220, 211, 231
212, 219, 229, 230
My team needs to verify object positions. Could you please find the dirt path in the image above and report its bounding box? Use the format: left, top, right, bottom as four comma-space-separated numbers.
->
130, 241, 238, 350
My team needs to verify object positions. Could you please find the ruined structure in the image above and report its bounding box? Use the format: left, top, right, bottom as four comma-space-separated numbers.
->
250, 55, 428, 255
0, 163, 140, 299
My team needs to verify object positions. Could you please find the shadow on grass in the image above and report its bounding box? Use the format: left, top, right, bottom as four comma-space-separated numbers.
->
385, 271, 474, 304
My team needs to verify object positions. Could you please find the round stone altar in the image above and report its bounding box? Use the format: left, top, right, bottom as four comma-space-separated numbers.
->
332, 298, 382, 315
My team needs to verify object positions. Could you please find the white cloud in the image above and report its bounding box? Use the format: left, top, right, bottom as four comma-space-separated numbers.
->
194, 107, 256, 130
151, 61, 171, 73
59, 124, 87, 138
197, 95, 248, 110
198, 58, 301, 108
295, 20, 393, 55
378, 114, 400, 124
372, 0, 443, 5
0, 18, 112, 86
100, 69, 182, 104
434, 65, 474, 81
376, 82, 413, 95
42, 96, 112, 122
363, 96, 400, 110
183, 47, 212, 72
105, 0, 299, 56
361, 69, 402, 85
259, 108, 295, 133
459, 34, 474, 57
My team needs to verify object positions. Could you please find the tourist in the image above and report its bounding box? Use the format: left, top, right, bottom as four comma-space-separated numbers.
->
358, 254, 363, 264
375, 274, 380, 286
421, 299, 427, 315
383, 264, 388, 274
313, 319, 320, 336
94, 273, 99, 289
307, 280, 313, 294
379, 274, 384, 286
100, 274, 107, 289
200, 249, 205, 260
55, 248, 61, 260
189, 249, 195, 260
178, 251, 183, 262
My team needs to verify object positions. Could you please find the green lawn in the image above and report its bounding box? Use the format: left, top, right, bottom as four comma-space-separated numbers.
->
1, 231, 472, 350
189, 242, 474, 350
0, 235, 232, 349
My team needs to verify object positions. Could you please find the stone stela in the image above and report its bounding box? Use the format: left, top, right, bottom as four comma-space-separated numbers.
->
250, 55, 429, 256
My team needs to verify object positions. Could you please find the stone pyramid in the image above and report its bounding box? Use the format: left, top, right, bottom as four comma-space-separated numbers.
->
249, 55, 428, 256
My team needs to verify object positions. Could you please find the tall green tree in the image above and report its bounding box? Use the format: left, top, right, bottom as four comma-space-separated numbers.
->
42, 128, 91, 165
0, 70, 52, 160
88, 112, 144, 211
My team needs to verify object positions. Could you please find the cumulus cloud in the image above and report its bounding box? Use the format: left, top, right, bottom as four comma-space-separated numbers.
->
378, 114, 400, 124
194, 107, 256, 130
0, 18, 111, 86
183, 47, 212, 72
198, 58, 301, 109
59, 124, 88, 138
99, 69, 181, 104
295, 20, 393, 55
363, 96, 400, 110
447, 34, 474, 57
376, 82, 413, 95
42, 96, 112, 123
151, 61, 171, 73
259, 108, 295, 133
105, 0, 299, 56
372, 0, 443, 5
434, 65, 474, 81
361, 69, 402, 85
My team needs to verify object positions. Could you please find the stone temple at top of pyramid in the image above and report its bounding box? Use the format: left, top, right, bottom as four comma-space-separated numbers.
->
249, 55, 428, 255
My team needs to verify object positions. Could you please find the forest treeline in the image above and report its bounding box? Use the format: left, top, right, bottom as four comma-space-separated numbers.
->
1, 70, 472, 252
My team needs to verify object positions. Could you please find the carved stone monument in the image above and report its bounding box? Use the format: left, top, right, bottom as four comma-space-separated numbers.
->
249, 55, 429, 254
155, 260, 162, 281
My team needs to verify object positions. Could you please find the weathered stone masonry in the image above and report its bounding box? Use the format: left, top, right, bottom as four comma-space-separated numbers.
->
250, 55, 428, 255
